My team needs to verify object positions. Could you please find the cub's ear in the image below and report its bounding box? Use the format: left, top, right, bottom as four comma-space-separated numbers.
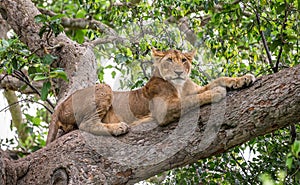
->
151, 48, 166, 61
184, 50, 196, 62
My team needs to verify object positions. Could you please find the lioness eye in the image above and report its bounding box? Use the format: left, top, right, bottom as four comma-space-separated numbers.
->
182, 58, 187, 63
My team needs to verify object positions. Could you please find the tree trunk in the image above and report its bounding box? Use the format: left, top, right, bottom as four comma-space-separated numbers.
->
0, 64, 299, 184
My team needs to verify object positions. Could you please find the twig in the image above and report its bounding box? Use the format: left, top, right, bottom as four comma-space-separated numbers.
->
0, 98, 53, 114
12, 71, 41, 97
140, 60, 152, 80
11, 70, 55, 110
290, 124, 297, 143
230, 153, 248, 177
88, 35, 127, 46
254, 8, 275, 72
275, 0, 289, 73
0, 73, 8, 82
275, 46, 283, 73
290, 166, 300, 179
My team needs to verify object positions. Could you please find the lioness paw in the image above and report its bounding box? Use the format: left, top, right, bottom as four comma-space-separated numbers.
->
233, 74, 256, 89
111, 122, 129, 136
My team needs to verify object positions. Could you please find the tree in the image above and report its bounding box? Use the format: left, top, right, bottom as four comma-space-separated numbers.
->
0, 0, 299, 184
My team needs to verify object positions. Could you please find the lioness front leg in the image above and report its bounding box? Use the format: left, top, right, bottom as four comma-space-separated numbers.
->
207, 74, 256, 90
152, 87, 227, 126
79, 120, 129, 136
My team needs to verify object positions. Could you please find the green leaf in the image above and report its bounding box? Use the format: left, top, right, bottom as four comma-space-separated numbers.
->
276, 4, 286, 14
76, 9, 86, 18
38, 26, 48, 38
286, 154, 293, 170
42, 54, 57, 64
41, 81, 51, 100
50, 23, 64, 37
49, 69, 68, 81
115, 54, 128, 64
75, 30, 85, 44
270, 39, 281, 52
105, 65, 113, 69
1, 39, 10, 48
292, 140, 300, 158
111, 71, 116, 78
28, 66, 37, 75
34, 14, 48, 23
33, 75, 48, 81
11, 58, 18, 69
50, 14, 64, 21
32, 117, 42, 126
20, 84, 28, 91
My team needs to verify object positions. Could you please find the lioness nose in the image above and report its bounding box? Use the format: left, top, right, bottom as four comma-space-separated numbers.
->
175, 71, 183, 76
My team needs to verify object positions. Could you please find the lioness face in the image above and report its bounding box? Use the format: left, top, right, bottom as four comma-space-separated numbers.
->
152, 48, 196, 85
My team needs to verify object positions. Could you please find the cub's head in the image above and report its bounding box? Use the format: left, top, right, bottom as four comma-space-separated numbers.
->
152, 48, 196, 85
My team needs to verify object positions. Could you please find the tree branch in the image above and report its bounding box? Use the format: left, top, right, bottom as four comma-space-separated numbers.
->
2, 64, 299, 184
11, 70, 55, 110
254, 8, 275, 72
0, 98, 53, 114
88, 35, 128, 46
38, 8, 117, 37
275, 0, 289, 73
0, 74, 43, 94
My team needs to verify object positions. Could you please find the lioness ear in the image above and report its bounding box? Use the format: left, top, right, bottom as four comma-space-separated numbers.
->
152, 48, 166, 61
184, 50, 196, 62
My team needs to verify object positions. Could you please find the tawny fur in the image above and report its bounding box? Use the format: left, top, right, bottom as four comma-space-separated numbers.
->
46, 48, 255, 144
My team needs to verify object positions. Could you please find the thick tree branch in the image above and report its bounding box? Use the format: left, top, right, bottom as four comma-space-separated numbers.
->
1, 64, 299, 184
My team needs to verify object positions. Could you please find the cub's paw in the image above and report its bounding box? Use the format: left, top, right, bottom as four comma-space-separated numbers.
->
233, 74, 256, 89
111, 122, 130, 136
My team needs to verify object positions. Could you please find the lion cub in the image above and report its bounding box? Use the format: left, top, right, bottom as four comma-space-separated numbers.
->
46, 48, 255, 144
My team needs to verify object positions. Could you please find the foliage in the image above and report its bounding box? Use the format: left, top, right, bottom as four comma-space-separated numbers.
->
34, 14, 64, 39
1, 0, 300, 184
162, 126, 298, 185
0, 36, 67, 99
0, 36, 65, 153
0, 94, 49, 155
286, 140, 300, 183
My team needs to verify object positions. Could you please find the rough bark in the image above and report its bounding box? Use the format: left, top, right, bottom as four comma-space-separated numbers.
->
0, 64, 298, 184
0, 13, 10, 39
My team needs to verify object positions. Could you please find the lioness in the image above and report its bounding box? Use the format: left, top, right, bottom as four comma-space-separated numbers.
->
46, 48, 255, 144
